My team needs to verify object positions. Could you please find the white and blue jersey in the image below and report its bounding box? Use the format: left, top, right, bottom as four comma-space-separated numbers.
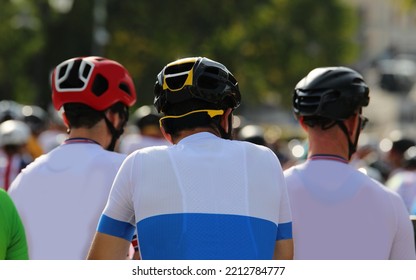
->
97, 132, 292, 260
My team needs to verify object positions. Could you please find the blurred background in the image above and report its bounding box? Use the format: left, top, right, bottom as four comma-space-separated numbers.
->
2, 0, 416, 168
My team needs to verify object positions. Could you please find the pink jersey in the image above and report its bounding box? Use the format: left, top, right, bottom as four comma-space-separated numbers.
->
284, 155, 416, 259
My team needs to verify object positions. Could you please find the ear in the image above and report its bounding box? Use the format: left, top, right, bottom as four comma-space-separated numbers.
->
62, 112, 69, 127
104, 109, 116, 122
345, 113, 359, 136
104, 109, 122, 129
160, 125, 173, 144
62, 112, 70, 133
298, 116, 309, 131
220, 108, 233, 133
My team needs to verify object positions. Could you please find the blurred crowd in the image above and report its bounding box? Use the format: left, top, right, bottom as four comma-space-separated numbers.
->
2, 99, 416, 215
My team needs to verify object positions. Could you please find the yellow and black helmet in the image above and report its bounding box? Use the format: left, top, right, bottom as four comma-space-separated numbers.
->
154, 57, 241, 113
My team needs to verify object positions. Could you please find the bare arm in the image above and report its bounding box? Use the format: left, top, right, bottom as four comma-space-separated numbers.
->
87, 232, 131, 260
273, 239, 294, 260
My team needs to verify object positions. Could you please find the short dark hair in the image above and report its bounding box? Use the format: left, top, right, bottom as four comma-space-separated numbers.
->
161, 99, 222, 137
302, 115, 336, 129
63, 102, 128, 129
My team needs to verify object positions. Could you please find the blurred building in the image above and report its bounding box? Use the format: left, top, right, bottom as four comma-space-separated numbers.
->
346, 0, 416, 142
350, 0, 416, 63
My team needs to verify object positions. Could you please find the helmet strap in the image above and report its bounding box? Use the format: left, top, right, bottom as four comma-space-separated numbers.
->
102, 109, 128, 151
336, 120, 360, 161
216, 112, 233, 140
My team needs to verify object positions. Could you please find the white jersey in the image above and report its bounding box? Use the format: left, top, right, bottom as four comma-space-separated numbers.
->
8, 138, 126, 259
97, 132, 292, 259
284, 155, 416, 260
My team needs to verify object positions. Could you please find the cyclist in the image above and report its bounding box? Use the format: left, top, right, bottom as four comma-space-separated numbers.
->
8, 56, 137, 259
284, 66, 416, 259
88, 57, 293, 260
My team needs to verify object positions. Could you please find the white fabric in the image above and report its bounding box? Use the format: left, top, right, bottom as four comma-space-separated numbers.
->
8, 142, 126, 259
284, 159, 416, 260
101, 132, 292, 259
107, 132, 291, 225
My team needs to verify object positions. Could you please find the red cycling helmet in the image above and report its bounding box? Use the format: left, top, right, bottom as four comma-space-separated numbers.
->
51, 56, 136, 111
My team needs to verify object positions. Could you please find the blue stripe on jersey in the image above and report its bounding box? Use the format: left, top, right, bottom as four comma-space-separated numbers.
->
97, 214, 136, 241
277, 222, 292, 240
136, 213, 278, 260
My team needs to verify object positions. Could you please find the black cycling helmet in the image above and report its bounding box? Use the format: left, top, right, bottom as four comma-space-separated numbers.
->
293, 66, 370, 160
154, 57, 241, 113
293, 66, 369, 120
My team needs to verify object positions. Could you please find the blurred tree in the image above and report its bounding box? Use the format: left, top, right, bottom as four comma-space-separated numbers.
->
34, 0, 94, 108
1, 0, 359, 112
0, 0, 43, 103
105, 0, 359, 109
0, 0, 93, 107
401, 0, 416, 8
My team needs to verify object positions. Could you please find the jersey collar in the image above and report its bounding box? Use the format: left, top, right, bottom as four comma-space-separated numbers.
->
308, 154, 349, 164
63, 137, 101, 146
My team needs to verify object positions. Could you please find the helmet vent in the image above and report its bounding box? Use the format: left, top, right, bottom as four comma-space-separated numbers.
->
82, 64, 92, 79
165, 62, 194, 74
198, 67, 228, 89
164, 62, 195, 90
59, 60, 85, 89
298, 96, 321, 114
91, 74, 108, 97
119, 82, 132, 96
165, 75, 188, 90
58, 64, 68, 79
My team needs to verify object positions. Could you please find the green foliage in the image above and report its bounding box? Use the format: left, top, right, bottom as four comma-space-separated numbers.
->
0, 0, 44, 103
0, 0, 360, 111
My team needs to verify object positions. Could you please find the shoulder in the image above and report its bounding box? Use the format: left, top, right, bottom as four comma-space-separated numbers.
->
101, 150, 127, 161
375, 180, 406, 201
90, 149, 127, 167
130, 145, 170, 156
123, 145, 170, 165
239, 141, 283, 168
283, 162, 306, 178
356, 171, 408, 208
233, 139, 278, 158
13, 145, 60, 175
